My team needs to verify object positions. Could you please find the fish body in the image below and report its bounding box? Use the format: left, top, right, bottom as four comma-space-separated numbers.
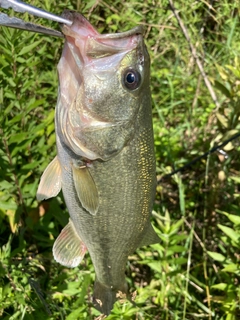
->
37, 11, 159, 315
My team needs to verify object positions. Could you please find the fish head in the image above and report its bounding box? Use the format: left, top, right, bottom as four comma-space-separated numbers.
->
56, 11, 150, 160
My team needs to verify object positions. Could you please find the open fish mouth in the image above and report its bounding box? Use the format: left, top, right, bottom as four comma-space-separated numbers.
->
56, 10, 147, 160
59, 10, 144, 69
61, 10, 143, 39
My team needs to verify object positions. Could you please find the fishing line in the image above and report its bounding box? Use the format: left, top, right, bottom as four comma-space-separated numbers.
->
158, 132, 240, 183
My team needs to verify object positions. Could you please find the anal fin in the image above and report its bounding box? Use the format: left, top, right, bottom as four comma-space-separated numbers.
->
72, 165, 99, 215
37, 156, 61, 201
53, 220, 87, 268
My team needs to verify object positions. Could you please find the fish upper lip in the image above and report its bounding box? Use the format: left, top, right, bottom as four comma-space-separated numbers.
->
97, 26, 144, 39
61, 10, 143, 40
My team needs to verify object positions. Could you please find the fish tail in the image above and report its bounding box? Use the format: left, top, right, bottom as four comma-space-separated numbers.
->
93, 280, 127, 315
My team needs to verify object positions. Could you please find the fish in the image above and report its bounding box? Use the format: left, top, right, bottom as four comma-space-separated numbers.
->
37, 10, 159, 315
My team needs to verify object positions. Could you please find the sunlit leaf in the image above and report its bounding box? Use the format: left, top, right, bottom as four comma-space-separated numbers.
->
207, 251, 226, 262
17, 40, 42, 56
218, 224, 240, 243
222, 263, 238, 273
211, 283, 228, 291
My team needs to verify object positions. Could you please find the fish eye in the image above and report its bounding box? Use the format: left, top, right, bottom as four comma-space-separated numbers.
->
122, 68, 141, 90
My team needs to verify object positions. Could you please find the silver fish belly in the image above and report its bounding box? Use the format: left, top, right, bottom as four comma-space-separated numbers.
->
37, 11, 159, 315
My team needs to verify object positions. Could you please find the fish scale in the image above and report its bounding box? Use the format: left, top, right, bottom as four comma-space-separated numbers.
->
37, 11, 159, 315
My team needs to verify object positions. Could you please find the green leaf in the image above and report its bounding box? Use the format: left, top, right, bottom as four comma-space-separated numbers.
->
25, 99, 45, 113
0, 181, 14, 190
214, 80, 231, 98
225, 214, 240, 226
8, 133, 28, 144
211, 283, 228, 291
170, 234, 188, 243
0, 201, 18, 210
174, 257, 188, 265
66, 307, 87, 320
230, 176, 240, 184
0, 56, 9, 68
226, 64, 240, 78
168, 245, 186, 253
147, 261, 162, 273
84, 0, 98, 10
7, 114, 23, 125
62, 282, 82, 296
222, 263, 238, 273
22, 161, 39, 170
218, 224, 240, 243
227, 214, 240, 226
217, 210, 240, 225
169, 218, 184, 234
207, 251, 226, 262
216, 112, 228, 128
17, 40, 42, 56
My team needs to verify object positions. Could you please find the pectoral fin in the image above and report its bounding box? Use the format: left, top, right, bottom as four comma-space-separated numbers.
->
37, 156, 61, 201
139, 223, 160, 248
53, 220, 87, 268
72, 165, 99, 215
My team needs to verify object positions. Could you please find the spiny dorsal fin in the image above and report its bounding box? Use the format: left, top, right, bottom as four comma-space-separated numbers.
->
72, 165, 99, 215
53, 220, 87, 268
37, 156, 61, 201
138, 223, 160, 248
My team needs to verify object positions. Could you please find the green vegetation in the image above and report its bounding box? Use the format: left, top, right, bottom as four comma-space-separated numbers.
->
0, 0, 240, 319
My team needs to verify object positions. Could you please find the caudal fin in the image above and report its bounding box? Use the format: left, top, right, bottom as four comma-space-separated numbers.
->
93, 280, 127, 315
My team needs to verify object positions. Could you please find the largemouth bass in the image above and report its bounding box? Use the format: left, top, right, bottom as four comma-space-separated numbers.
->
37, 11, 159, 315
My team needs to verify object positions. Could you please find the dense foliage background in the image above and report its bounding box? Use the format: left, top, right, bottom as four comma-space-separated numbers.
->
0, 0, 240, 319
